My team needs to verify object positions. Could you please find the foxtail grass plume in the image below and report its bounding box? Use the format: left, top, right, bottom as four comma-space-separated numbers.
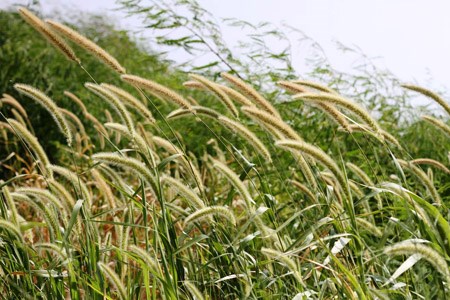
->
218, 116, 272, 162
0, 219, 24, 243
60, 108, 86, 136
14, 84, 72, 145
152, 136, 204, 192
2, 186, 19, 226
121, 74, 192, 109
1, 94, 28, 120
355, 217, 382, 237
46, 20, 125, 73
402, 84, 450, 116
184, 205, 236, 226
18, 7, 80, 63
410, 158, 450, 174
276, 139, 350, 199
261, 247, 303, 284
221, 72, 280, 118
343, 124, 401, 148
7, 118, 52, 177
421, 115, 450, 137
92, 152, 156, 188
101, 83, 155, 124
241, 106, 302, 141
97, 262, 127, 300
288, 179, 315, 201
161, 175, 206, 209
48, 164, 92, 206
64, 91, 87, 114
397, 159, 442, 205
167, 106, 221, 120
291, 80, 338, 94
384, 241, 450, 285
184, 281, 205, 300
294, 92, 382, 137
189, 74, 239, 117
278, 81, 350, 130
127, 245, 160, 275
212, 159, 254, 207
104, 122, 156, 166
219, 84, 254, 107
85, 83, 135, 136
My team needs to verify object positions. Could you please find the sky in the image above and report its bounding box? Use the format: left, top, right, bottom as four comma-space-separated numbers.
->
1, 0, 449, 94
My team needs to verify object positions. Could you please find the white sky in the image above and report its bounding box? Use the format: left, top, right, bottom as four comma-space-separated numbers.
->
2, 0, 449, 92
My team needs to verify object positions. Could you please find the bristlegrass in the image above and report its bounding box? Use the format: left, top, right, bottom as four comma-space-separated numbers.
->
18, 7, 80, 63
46, 19, 126, 73
14, 84, 72, 145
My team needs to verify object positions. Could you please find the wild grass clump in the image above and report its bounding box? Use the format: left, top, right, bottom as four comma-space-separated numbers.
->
0, 4, 449, 299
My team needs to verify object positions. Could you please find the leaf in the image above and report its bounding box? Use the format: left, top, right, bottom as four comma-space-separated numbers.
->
383, 254, 421, 286
192, 61, 219, 70
175, 234, 209, 255
157, 153, 184, 171
63, 199, 84, 243
323, 237, 351, 266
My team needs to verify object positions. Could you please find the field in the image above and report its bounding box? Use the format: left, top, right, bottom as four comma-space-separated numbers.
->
0, 3, 449, 299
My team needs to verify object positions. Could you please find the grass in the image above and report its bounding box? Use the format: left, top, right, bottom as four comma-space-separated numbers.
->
0, 4, 449, 299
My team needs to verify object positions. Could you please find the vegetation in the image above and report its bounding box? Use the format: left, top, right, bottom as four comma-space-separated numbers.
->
0, 2, 449, 299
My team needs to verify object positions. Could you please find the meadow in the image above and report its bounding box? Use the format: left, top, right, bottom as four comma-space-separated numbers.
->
0, 3, 449, 299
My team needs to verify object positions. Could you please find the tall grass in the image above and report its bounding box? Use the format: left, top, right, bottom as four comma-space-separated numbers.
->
0, 5, 449, 299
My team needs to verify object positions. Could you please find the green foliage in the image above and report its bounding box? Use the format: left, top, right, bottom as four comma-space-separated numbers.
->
0, 1, 450, 299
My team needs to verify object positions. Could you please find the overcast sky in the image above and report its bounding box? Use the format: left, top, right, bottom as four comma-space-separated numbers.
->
2, 0, 449, 93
